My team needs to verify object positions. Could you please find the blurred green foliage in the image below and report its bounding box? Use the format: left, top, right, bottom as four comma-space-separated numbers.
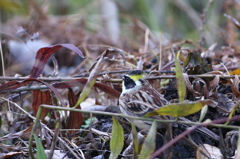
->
0, 0, 234, 46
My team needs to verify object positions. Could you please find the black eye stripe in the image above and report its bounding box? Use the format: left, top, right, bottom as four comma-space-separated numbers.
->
125, 76, 130, 81
124, 76, 136, 89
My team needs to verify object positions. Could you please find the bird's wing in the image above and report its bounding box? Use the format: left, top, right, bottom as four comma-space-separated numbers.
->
120, 87, 168, 116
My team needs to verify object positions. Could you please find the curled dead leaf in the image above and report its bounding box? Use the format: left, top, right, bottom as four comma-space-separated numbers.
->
183, 73, 202, 97
209, 75, 219, 98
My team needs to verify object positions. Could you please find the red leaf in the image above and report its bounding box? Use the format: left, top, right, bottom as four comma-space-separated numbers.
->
30, 44, 84, 78
53, 79, 88, 88
0, 78, 66, 107
32, 90, 51, 119
24, 78, 67, 107
53, 79, 121, 98
95, 83, 121, 98
0, 81, 32, 92
66, 88, 83, 135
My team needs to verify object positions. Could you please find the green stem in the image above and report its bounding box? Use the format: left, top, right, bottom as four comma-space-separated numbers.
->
40, 104, 240, 130
29, 106, 43, 159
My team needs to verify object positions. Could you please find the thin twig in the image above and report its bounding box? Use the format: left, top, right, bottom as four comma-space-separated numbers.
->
0, 74, 238, 83
40, 104, 240, 130
143, 28, 149, 53
69, 43, 90, 76
0, 38, 5, 77
48, 121, 61, 159
158, 32, 162, 71
0, 74, 238, 94
199, 0, 213, 45
28, 106, 79, 159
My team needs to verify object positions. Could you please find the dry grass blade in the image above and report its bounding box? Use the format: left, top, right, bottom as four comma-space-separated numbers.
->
76, 48, 123, 107
76, 50, 108, 107
224, 13, 240, 30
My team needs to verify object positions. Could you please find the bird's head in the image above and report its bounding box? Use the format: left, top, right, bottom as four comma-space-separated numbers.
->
121, 70, 145, 93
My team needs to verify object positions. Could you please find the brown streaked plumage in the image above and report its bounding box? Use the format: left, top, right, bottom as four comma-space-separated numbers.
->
119, 70, 168, 130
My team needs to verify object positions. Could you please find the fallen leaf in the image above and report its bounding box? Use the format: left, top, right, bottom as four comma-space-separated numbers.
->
183, 73, 202, 97
145, 100, 213, 118
230, 68, 240, 75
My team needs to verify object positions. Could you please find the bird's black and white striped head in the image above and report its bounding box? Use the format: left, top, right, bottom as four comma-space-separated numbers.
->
121, 70, 146, 94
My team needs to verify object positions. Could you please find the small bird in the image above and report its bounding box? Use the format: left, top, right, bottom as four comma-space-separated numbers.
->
119, 70, 220, 140
119, 70, 168, 130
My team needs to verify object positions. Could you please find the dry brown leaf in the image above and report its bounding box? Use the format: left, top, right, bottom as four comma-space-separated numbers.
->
66, 88, 83, 135
32, 90, 51, 119
209, 75, 219, 98
192, 78, 208, 98
215, 94, 235, 113
183, 73, 202, 97
0, 124, 35, 141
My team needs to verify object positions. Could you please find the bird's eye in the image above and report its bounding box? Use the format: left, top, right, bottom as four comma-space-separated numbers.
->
125, 76, 130, 81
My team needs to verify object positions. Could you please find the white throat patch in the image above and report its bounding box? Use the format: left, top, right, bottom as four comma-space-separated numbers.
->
122, 80, 142, 94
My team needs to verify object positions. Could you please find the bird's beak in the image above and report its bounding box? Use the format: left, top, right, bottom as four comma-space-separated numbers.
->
119, 75, 125, 79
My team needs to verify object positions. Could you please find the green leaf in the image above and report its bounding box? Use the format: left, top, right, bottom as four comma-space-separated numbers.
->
0, 0, 23, 13
131, 121, 139, 159
75, 79, 96, 107
225, 102, 240, 125
175, 53, 186, 102
145, 100, 213, 118
34, 135, 48, 159
183, 51, 213, 75
139, 121, 156, 159
109, 117, 124, 159
199, 105, 208, 122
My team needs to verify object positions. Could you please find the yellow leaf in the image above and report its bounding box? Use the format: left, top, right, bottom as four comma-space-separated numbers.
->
230, 68, 240, 75
145, 100, 213, 118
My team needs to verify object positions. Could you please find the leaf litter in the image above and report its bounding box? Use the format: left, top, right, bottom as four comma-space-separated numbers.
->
1, 1, 240, 159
